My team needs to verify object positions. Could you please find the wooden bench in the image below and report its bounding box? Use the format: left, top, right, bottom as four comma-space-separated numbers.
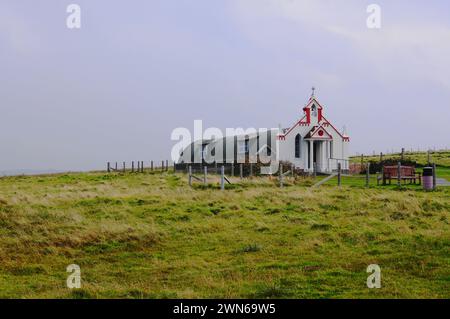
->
377, 165, 421, 185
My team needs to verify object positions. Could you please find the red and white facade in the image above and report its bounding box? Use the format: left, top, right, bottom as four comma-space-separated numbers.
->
277, 95, 350, 173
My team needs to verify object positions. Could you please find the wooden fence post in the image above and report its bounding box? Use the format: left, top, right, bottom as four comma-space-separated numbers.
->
220, 166, 225, 190
432, 163, 437, 190
166, 160, 169, 171
141, 161, 144, 173
115, 162, 118, 171
188, 166, 192, 187
123, 162, 126, 173
240, 164, 243, 179
397, 161, 401, 186
131, 161, 134, 173
337, 163, 341, 186
204, 166, 207, 186
107, 162, 110, 173
137, 161, 140, 172
279, 163, 283, 188
366, 162, 370, 187
161, 160, 164, 171
380, 152, 383, 162
401, 148, 405, 161
151, 160, 153, 171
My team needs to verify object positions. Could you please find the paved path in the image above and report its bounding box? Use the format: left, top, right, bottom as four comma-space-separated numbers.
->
436, 178, 450, 186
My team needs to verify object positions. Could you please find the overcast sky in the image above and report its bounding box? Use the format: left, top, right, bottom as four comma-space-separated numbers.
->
1, 0, 449, 172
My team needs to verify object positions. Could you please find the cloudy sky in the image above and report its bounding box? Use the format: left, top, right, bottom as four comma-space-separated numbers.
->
1, 0, 449, 172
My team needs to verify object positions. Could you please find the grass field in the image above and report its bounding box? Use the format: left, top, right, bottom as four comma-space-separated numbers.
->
350, 150, 450, 168
349, 150, 450, 182
0, 166, 448, 299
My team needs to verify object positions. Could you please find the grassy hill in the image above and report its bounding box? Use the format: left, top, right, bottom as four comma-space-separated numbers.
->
350, 150, 450, 168
0, 170, 448, 298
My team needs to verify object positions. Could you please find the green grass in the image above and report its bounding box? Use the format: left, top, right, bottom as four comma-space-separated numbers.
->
350, 150, 450, 168
0, 170, 448, 298
349, 150, 450, 181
